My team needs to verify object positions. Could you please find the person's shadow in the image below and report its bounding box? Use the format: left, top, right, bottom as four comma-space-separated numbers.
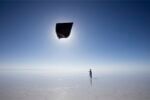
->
90, 77, 92, 86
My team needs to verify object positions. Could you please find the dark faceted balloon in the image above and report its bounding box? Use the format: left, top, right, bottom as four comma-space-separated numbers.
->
56, 22, 73, 39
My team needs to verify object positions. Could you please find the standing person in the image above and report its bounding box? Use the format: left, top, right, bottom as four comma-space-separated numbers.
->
89, 69, 92, 78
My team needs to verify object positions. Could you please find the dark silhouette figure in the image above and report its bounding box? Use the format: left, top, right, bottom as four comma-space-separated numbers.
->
56, 22, 73, 39
89, 69, 93, 86
89, 69, 92, 78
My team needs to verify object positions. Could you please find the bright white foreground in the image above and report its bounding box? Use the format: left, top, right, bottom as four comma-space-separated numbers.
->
0, 72, 150, 100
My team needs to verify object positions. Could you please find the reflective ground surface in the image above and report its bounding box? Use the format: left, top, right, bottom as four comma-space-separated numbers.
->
0, 71, 150, 100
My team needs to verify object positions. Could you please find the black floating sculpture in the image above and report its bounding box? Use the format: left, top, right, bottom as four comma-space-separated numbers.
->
56, 22, 73, 39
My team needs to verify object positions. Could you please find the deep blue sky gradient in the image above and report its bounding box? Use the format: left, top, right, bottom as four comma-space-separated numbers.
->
0, 1, 150, 71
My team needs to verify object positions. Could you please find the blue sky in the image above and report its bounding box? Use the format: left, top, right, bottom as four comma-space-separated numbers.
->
0, 1, 150, 74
